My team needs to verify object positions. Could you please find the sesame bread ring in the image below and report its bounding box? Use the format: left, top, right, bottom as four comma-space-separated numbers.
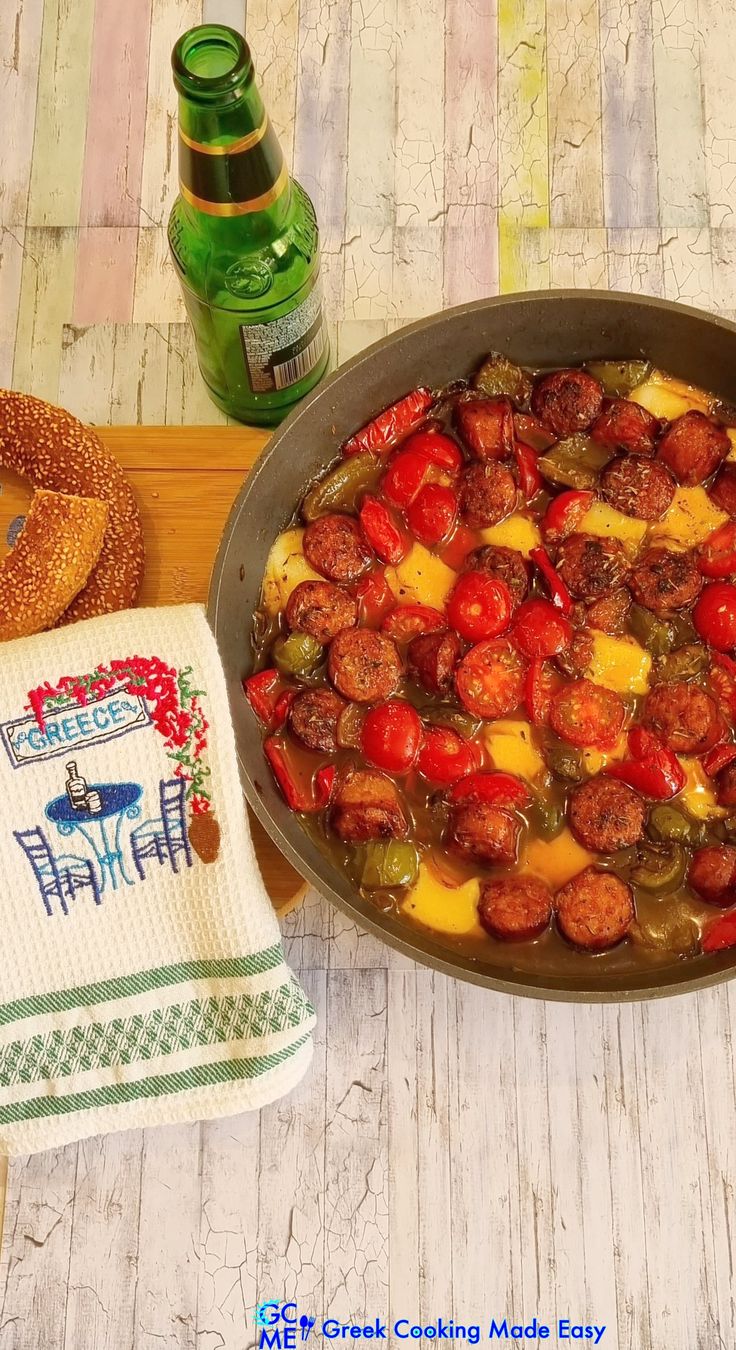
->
0, 390, 144, 623
0, 489, 108, 640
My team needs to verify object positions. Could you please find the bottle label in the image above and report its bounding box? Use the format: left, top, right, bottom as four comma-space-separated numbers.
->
239, 283, 327, 392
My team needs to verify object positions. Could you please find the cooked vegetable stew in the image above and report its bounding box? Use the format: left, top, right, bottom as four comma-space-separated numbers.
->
248, 352, 736, 975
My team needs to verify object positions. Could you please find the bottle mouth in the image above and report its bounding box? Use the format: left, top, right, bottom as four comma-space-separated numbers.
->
172, 24, 252, 99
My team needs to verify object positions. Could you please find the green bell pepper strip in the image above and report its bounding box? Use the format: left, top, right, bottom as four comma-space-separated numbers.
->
273, 631, 323, 678
360, 840, 420, 890
302, 452, 381, 521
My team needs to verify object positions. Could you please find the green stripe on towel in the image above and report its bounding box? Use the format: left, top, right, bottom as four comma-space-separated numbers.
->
0, 946, 284, 1027
0, 979, 315, 1086
0, 1032, 313, 1125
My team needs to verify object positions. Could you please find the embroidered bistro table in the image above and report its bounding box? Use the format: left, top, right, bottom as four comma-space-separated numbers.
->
45, 783, 143, 892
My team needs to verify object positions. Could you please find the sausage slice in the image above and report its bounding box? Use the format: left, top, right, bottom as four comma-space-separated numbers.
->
328, 629, 402, 703
656, 410, 730, 486
641, 681, 723, 754
331, 769, 409, 843
478, 876, 553, 941
286, 580, 358, 643
531, 369, 604, 439
568, 775, 646, 852
289, 689, 346, 753
630, 546, 703, 613
555, 866, 634, 950
454, 397, 515, 461
303, 513, 373, 583
590, 398, 660, 455
459, 461, 518, 528
585, 588, 631, 635
709, 464, 736, 519
600, 455, 676, 521
688, 845, 736, 907
464, 544, 530, 609
556, 533, 629, 601
407, 629, 461, 696
447, 801, 521, 866
715, 762, 736, 807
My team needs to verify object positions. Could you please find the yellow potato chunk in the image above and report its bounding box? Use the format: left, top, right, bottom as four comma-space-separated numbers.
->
402, 863, 482, 936
480, 513, 541, 558
650, 486, 727, 549
679, 758, 728, 821
524, 829, 594, 890
385, 542, 456, 610
483, 719, 545, 782
578, 500, 647, 554
261, 527, 323, 616
727, 429, 736, 461
581, 731, 628, 776
630, 372, 709, 422
587, 632, 652, 695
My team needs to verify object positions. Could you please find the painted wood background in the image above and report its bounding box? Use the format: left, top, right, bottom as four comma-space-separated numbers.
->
1, 0, 736, 1346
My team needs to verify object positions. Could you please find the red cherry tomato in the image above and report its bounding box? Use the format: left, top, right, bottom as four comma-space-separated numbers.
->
455, 639, 526, 719
402, 429, 464, 473
447, 770, 531, 807
417, 725, 482, 785
549, 678, 625, 750
381, 604, 446, 643
381, 448, 432, 508
360, 699, 422, 773
702, 743, 736, 777
693, 583, 736, 651
524, 658, 557, 724
353, 569, 395, 628
511, 599, 573, 658
406, 483, 459, 547
541, 489, 595, 542
709, 651, 736, 720
359, 495, 407, 564
606, 727, 686, 799
702, 910, 736, 953
439, 523, 478, 571
698, 521, 736, 578
446, 571, 513, 643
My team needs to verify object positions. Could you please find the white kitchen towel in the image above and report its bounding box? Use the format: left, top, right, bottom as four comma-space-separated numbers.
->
0, 604, 314, 1155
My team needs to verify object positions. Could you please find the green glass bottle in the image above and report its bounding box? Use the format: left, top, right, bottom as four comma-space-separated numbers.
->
168, 24, 328, 426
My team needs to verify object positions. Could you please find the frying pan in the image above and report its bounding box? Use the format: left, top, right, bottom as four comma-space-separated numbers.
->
208, 289, 736, 1000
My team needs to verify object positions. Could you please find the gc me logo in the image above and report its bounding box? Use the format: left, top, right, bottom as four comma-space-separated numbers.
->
256, 1302, 316, 1347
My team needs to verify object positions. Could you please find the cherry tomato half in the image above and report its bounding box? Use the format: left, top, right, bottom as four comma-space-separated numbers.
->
406, 483, 459, 547
693, 582, 736, 651
698, 521, 736, 578
511, 598, 573, 658
549, 678, 625, 750
417, 725, 482, 785
381, 604, 446, 643
359, 495, 407, 565
381, 448, 432, 509
709, 651, 736, 720
447, 770, 531, 808
360, 699, 422, 773
447, 571, 513, 643
455, 639, 526, 720
541, 489, 595, 542
401, 429, 464, 473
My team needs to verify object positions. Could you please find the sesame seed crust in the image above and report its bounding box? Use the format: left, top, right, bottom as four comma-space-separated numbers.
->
0, 390, 145, 625
0, 490, 108, 639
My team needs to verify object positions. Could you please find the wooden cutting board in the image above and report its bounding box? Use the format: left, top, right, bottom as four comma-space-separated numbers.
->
0, 425, 308, 916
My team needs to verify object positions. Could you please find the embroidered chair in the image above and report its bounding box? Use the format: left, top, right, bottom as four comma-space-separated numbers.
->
130, 778, 193, 880
14, 828, 101, 917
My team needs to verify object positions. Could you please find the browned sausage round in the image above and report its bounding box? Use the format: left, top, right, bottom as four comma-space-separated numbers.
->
328, 629, 402, 703
286, 579, 358, 643
641, 680, 723, 754
407, 629, 462, 696
447, 801, 521, 866
478, 876, 553, 941
709, 463, 736, 519
600, 455, 676, 521
715, 762, 736, 807
556, 532, 629, 601
629, 546, 703, 613
331, 768, 409, 843
463, 544, 530, 609
590, 398, 660, 455
454, 396, 514, 461
530, 369, 604, 439
568, 775, 646, 852
656, 410, 730, 485
289, 688, 347, 753
687, 845, 736, 906
584, 588, 631, 635
459, 461, 518, 528
555, 866, 634, 950
554, 628, 594, 677
303, 513, 373, 583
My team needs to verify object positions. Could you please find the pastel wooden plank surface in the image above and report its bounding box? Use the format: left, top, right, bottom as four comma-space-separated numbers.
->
0, 0, 44, 227
26, 0, 96, 228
